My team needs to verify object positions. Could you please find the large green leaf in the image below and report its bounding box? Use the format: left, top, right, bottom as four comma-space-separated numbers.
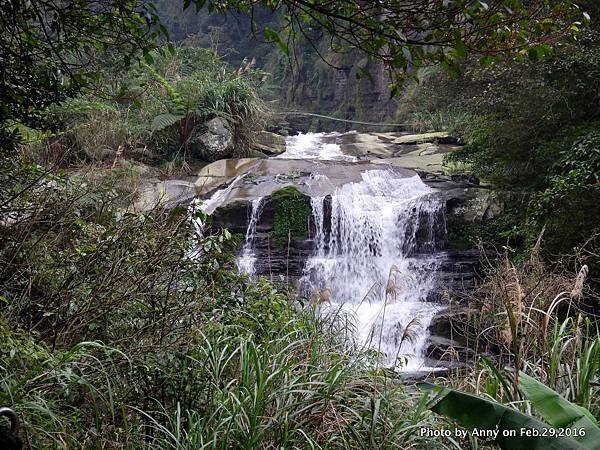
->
420, 383, 586, 449
519, 372, 600, 449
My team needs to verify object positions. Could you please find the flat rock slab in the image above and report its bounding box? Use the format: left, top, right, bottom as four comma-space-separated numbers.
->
251, 131, 286, 155
195, 158, 259, 196
135, 180, 198, 211
316, 131, 458, 171
197, 158, 417, 213
371, 154, 445, 173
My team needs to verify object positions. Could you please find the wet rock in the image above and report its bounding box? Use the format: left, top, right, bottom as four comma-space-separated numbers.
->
448, 188, 504, 224
252, 131, 286, 155
428, 308, 472, 341
195, 158, 260, 197
390, 131, 452, 145
197, 117, 234, 162
450, 173, 480, 185
425, 335, 474, 362
330, 133, 396, 158
196, 158, 417, 212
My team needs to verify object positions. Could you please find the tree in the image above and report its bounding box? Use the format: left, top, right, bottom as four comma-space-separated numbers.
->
199, 0, 587, 87
1, 0, 587, 148
0, 0, 167, 148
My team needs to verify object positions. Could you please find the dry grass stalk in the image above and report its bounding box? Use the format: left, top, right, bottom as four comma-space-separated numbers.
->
571, 264, 589, 300
399, 316, 422, 348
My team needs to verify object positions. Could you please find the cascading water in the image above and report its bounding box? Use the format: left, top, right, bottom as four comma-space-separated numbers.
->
237, 197, 265, 277
202, 132, 448, 371
301, 170, 445, 370
278, 132, 356, 161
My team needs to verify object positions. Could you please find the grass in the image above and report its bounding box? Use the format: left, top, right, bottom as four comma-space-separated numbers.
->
24, 46, 268, 171
441, 240, 600, 418
2, 149, 598, 449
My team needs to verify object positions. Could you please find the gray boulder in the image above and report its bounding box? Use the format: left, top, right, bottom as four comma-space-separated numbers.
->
251, 131, 286, 155
198, 118, 234, 162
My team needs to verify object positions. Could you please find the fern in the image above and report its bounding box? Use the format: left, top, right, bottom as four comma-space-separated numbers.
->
151, 113, 185, 132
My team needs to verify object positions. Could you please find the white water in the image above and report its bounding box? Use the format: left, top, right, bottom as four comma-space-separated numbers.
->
237, 197, 265, 277
200, 175, 245, 215
203, 132, 445, 371
301, 170, 444, 370
278, 132, 357, 161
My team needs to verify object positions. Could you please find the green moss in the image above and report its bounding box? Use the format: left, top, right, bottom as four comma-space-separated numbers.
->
269, 186, 311, 246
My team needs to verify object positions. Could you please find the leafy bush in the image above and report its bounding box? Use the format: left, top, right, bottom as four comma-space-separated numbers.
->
400, 20, 600, 266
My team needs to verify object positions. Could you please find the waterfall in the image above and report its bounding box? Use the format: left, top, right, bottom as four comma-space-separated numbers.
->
237, 197, 265, 277
301, 170, 445, 371
200, 175, 245, 215
202, 132, 449, 371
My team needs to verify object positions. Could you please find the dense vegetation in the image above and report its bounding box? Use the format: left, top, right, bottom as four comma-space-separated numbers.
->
0, 159, 467, 447
398, 1, 600, 271
1, 0, 599, 448
21, 45, 266, 172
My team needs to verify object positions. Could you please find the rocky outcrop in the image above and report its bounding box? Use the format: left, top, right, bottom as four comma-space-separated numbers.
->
208, 174, 482, 291
251, 131, 286, 155
317, 131, 461, 173
134, 180, 198, 211
448, 189, 504, 224
196, 157, 418, 212
198, 117, 234, 162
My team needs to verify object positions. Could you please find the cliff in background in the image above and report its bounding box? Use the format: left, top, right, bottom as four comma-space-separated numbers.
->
154, 2, 399, 130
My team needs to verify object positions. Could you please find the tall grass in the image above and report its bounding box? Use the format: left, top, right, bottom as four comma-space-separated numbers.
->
26, 46, 268, 168
134, 311, 461, 449
444, 241, 600, 418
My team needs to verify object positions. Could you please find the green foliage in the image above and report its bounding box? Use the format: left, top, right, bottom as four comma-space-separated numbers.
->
151, 113, 187, 132
409, 108, 487, 143
1, 158, 465, 448
519, 373, 600, 446
402, 24, 600, 263
201, 0, 584, 88
422, 379, 600, 449
269, 186, 311, 246
528, 127, 600, 256
34, 46, 266, 165
0, 0, 166, 149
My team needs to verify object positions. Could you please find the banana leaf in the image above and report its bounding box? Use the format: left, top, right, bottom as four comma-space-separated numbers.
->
420, 383, 587, 449
519, 372, 600, 449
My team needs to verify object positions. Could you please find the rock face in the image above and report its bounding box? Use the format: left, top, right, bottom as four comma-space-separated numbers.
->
208, 174, 482, 289
319, 131, 461, 173
198, 117, 234, 162
135, 180, 198, 211
251, 131, 286, 155
197, 157, 418, 213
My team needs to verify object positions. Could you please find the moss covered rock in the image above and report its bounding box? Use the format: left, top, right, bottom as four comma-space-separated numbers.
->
268, 186, 311, 246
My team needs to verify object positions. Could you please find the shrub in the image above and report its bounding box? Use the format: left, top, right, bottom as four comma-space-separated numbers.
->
31, 46, 268, 167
